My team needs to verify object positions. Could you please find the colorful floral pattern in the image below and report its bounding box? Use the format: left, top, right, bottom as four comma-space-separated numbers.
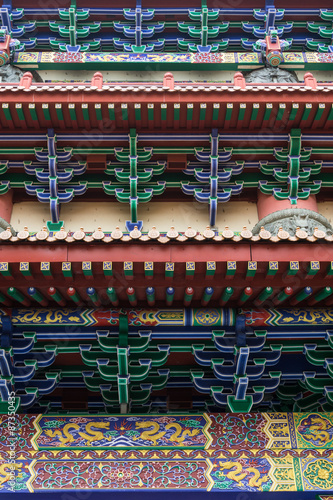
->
1, 413, 333, 493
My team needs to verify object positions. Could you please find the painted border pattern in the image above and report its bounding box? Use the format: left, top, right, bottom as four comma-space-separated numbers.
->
13, 51, 330, 68
1, 413, 333, 493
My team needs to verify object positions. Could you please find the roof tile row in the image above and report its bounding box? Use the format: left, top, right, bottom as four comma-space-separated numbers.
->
0, 225, 331, 244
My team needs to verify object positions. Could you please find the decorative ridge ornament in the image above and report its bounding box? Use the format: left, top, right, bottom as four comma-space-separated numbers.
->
0, 217, 15, 235
240, 227, 252, 239
2, 221, 333, 246
35, 227, 48, 240
222, 227, 234, 239
111, 226, 123, 239
54, 226, 67, 240
17, 226, 29, 239
129, 226, 141, 239
167, 226, 178, 238
92, 227, 104, 240
185, 226, 197, 238
148, 226, 159, 239
203, 226, 215, 238
0, 226, 12, 239
245, 66, 298, 83
73, 227, 85, 240
252, 208, 333, 237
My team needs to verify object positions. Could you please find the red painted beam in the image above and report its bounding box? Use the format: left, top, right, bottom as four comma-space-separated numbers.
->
1, 242, 333, 267
67, 244, 252, 263
252, 244, 333, 262
0, 245, 68, 262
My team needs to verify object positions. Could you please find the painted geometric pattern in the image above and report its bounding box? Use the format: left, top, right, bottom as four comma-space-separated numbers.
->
2, 412, 333, 452
0, 307, 233, 328
5, 0, 333, 62
32, 414, 210, 449
15, 52, 257, 65
1, 413, 333, 492
28, 461, 209, 491
13, 52, 333, 67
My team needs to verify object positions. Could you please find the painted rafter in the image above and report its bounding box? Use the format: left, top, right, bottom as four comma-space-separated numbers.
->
2, 3, 333, 58
0, 2, 36, 52
178, 0, 228, 53
2, 308, 333, 413
182, 129, 243, 226
307, 9, 333, 52
242, 2, 293, 54
24, 129, 87, 230
0, 130, 333, 228
259, 129, 322, 205
49, 3, 101, 52
103, 128, 166, 231
113, 0, 164, 53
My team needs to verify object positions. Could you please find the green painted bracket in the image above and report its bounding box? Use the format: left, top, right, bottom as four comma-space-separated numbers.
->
97, 333, 151, 354
227, 394, 254, 413
304, 377, 333, 393
98, 363, 150, 382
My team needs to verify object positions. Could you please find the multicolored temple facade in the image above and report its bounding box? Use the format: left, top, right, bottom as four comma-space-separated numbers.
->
1, 0, 333, 498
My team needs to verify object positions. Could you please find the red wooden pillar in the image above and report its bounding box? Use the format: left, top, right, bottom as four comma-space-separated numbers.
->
257, 191, 318, 220
163, 72, 174, 90
91, 72, 103, 89
19, 72, 33, 89
0, 190, 13, 224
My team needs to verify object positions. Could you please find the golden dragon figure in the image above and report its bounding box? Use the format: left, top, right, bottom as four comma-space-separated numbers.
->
134, 421, 166, 445
45, 423, 80, 445
134, 421, 200, 445
165, 423, 200, 443
78, 422, 110, 445
44, 422, 110, 445
218, 462, 248, 484
308, 417, 331, 443
19, 310, 71, 324
218, 462, 268, 490
0, 463, 23, 487
246, 467, 268, 489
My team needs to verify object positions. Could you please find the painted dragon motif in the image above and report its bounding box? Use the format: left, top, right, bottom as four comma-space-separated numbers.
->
16, 309, 81, 324
0, 463, 23, 487
218, 462, 247, 484
134, 421, 200, 445
44, 423, 79, 445
306, 417, 331, 443
165, 423, 200, 443
44, 422, 110, 445
78, 422, 110, 445
134, 421, 166, 445
218, 461, 268, 490
247, 467, 268, 488
299, 415, 333, 445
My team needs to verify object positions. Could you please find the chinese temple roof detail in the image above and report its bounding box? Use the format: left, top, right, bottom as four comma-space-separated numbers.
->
2, 306, 333, 414
1, 111, 333, 229
0, 225, 333, 243
2, 1, 333, 59
4, 3, 333, 499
